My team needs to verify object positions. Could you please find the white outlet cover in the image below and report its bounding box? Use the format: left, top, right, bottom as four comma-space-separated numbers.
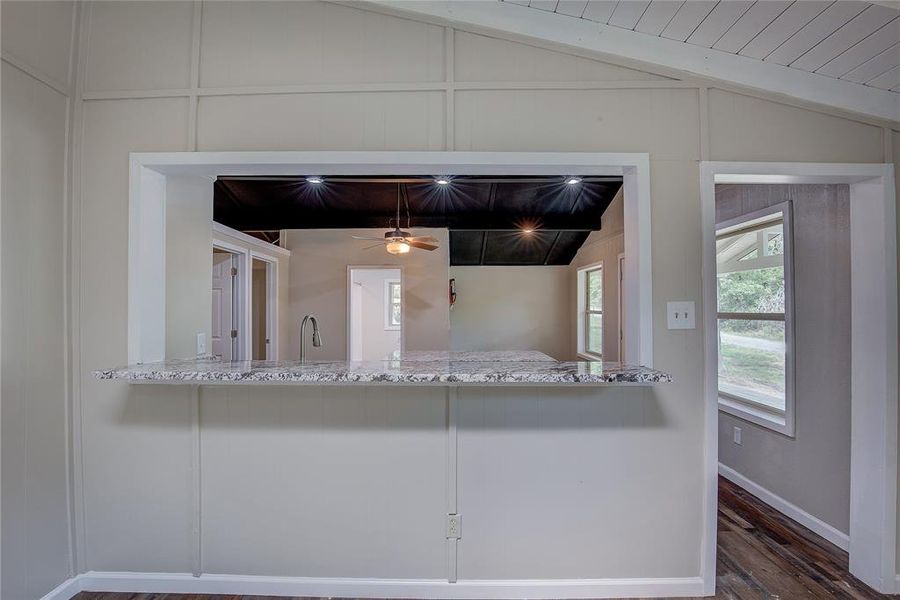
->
196, 332, 207, 355
733, 426, 742, 445
667, 301, 696, 330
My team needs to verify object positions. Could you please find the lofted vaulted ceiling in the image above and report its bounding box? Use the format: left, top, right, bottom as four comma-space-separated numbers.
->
371, 0, 900, 122
213, 175, 622, 266
508, 0, 900, 93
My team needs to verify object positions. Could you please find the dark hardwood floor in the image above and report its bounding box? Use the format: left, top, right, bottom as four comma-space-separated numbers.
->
73, 477, 895, 600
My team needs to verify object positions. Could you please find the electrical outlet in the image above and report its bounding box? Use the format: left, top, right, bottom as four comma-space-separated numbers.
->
733, 426, 742, 445
196, 333, 207, 356
446, 514, 461, 539
667, 301, 696, 330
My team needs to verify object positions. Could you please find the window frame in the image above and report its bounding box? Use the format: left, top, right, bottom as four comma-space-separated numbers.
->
716, 201, 795, 437
384, 279, 401, 331
576, 262, 604, 360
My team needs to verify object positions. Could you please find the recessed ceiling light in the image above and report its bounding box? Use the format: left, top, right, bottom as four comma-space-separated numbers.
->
435, 177, 450, 185
566, 177, 582, 185
306, 176, 324, 184
522, 228, 534, 234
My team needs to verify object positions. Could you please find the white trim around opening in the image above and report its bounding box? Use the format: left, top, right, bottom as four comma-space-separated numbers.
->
700, 161, 898, 595
128, 151, 655, 369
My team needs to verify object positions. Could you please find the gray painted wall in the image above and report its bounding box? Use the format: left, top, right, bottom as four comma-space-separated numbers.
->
716, 184, 852, 534
1, 2, 76, 597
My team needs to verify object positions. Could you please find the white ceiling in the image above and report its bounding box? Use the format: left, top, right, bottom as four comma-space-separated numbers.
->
504, 0, 900, 92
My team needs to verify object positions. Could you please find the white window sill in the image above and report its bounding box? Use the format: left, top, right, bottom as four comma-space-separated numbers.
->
384, 325, 400, 331
718, 395, 794, 437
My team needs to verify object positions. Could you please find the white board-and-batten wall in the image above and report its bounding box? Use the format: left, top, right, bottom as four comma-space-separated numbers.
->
2, 1, 899, 599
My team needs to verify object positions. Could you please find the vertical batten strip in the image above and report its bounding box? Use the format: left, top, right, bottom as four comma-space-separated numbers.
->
446, 386, 459, 583
699, 87, 710, 161
188, 1, 203, 151
191, 384, 202, 577
445, 27, 455, 151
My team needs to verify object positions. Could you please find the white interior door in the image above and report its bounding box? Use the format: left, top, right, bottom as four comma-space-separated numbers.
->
212, 251, 235, 359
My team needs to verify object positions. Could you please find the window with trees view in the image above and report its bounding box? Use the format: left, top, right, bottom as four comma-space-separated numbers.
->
716, 203, 793, 423
385, 280, 401, 330
577, 264, 603, 358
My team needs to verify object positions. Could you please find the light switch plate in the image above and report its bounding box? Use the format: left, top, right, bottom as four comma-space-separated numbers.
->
667, 301, 696, 329
196, 333, 207, 356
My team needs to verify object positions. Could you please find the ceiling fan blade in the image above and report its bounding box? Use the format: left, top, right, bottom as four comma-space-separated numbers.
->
351, 235, 386, 241
363, 242, 386, 250
406, 236, 439, 244
408, 240, 438, 251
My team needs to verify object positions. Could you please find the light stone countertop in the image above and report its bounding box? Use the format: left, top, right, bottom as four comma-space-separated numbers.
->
93, 351, 673, 386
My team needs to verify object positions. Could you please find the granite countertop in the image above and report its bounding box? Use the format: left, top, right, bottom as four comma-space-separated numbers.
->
93, 351, 673, 386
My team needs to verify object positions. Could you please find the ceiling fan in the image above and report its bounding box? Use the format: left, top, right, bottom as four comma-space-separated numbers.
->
351, 184, 439, 255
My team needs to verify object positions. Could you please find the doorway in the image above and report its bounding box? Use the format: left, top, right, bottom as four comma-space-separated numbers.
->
700, 162, 898, 594
251, 257, 275, 360
348, 267, 403, 361
211, 248, 241, 360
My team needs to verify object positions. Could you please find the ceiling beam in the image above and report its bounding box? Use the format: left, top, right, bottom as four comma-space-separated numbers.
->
361, 0, 899, 125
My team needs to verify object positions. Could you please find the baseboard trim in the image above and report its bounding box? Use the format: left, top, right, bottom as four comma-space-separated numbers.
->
38, 576, 83, 600
68, 571, 707, 599
718, 463, 850, 551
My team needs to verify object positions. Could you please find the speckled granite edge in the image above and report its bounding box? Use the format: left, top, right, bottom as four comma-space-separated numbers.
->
93, 357, 673, 385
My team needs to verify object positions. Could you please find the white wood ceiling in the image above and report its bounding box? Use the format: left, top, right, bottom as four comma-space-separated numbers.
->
503, 0, 900, 93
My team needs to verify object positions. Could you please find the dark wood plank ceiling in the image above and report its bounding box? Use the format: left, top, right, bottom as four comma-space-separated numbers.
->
214, 175, 622, 265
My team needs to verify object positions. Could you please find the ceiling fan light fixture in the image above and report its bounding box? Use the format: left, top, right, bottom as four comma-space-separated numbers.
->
305, 176, 324, 184
386, 239, 411, 255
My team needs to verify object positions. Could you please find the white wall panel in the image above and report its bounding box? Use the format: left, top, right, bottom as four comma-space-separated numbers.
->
708, 90, 884, 162
453, 31, 667, 82
199, 1, 445, 87
80, 98, 193, 572
84, 1, 194, 91
454, 88, 699, 160
457, 386, 702, 578
1, 0, 74, 88
200, 385, 447, 577
1, 62, 71, 600
449, 266, 573, 360
197, 92, 445, 151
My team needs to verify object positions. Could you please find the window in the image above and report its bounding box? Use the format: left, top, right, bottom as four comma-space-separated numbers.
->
384, 280, 401, 330
716, 202, 794, 434
577, 264, 603, 359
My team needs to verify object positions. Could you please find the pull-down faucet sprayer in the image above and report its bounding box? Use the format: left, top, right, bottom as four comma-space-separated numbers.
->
300, 315, 322, 362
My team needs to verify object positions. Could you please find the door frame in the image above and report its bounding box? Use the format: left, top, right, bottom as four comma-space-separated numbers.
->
211, 238, 249, 361
699, 161, 898, 594
250, 253, 279, 361
346, 265, 405, 360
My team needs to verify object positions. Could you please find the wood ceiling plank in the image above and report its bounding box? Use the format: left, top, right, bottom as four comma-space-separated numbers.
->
581, 0, 618, 23
816, 15, 900, 75
790, 5, 899, 71
687, 0, 754, 48
739, 1, 833, 59
635, 1, 685, 36
713, 1, 793, 54
608, 0, 650, 30
840, 41, 900, 81
765, 1, 869, 65
864, 62, 900, 87
661, 1, 719, 42
555, 0, 589, 17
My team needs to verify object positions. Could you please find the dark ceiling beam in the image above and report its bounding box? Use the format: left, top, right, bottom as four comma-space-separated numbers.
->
543, 232, 562, 265
217, 176, 623, 185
